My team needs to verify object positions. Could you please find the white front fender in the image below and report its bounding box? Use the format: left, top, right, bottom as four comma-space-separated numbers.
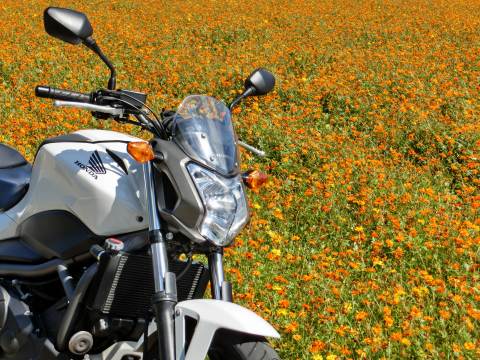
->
175, 299, 279, 360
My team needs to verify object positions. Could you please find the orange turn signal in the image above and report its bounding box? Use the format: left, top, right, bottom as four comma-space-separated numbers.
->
127, 141, 155, 163
242, 170, 268, 190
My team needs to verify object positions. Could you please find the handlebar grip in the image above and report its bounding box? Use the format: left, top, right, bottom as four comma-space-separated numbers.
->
35, 85, 91, 103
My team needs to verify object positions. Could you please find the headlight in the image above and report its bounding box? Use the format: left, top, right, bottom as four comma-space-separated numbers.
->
187, 163, 249, 246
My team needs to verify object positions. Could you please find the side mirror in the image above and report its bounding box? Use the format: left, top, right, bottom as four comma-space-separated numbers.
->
229, 68, 276, 110
44, 7, 93, 45
244, 68, 276, 96
43, 7, 117, 90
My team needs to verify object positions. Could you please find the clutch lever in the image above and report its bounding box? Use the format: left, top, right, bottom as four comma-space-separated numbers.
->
53, 100, 124, 117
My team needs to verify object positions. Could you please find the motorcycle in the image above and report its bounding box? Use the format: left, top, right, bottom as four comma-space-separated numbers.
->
0, 7, 280, 360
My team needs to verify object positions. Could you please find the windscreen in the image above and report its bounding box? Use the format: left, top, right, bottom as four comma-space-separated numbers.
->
172, 95, 238, 175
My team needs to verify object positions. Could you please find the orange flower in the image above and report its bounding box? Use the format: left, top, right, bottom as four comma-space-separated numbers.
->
439, 310, 451, 320
284, 322, 298, 333
355, 311, 368, 321
310, 340, 326, 353
390, 332, 402, 341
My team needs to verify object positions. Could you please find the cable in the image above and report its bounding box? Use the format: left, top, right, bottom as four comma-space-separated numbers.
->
176, 255, 193, 281
102, 90, 167, 137
99, 96, 154, 131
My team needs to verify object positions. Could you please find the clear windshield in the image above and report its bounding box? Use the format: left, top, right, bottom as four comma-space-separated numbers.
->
172, 95, 238, 175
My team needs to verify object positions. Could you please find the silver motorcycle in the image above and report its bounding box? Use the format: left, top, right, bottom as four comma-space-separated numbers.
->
0, 7, 280, 360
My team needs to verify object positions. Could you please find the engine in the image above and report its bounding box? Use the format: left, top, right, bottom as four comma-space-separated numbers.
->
0, 285, 63, 360
0, 241, 210, 358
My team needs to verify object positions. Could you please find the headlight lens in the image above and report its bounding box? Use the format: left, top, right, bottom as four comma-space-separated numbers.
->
187, 163, 249, 246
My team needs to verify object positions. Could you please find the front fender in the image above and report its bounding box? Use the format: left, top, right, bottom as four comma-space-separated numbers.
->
175, 299, 279, 360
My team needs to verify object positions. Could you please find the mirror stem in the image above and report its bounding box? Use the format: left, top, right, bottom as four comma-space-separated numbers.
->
229, 87, 255, 111
84, 37, 117, 90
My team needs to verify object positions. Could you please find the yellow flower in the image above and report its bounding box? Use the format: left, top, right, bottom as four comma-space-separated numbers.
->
267, 230, 282, 242
464, 342, 475, 350
312, 355, 323, 360
271, 248, 281, 256
343, 302, 352, 313
373, 259, 384, 267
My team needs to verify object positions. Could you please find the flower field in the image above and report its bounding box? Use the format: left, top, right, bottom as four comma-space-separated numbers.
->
1, 0, 479, 358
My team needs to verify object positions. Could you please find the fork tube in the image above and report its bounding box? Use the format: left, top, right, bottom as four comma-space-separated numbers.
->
144, 162, 161, 232
144, 162, 168, 292
208, 250, 225, 300
143, 161, 176, 360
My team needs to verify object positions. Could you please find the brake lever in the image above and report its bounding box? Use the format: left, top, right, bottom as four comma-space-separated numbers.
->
53, 100, 124, 117
238, 140, 266, 157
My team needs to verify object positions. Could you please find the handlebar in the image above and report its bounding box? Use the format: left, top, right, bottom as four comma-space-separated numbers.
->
35, 85, 92, 103
34, 85, 168, 138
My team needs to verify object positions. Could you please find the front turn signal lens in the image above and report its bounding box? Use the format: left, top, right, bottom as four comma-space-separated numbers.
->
242, 170, 268, 190
127, 141, 155, 163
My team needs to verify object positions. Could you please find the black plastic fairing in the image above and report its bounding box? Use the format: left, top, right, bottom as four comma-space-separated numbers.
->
155, 170, 179, 212
0, 239, 44, 264
19, 210, 101, 260
0, 143, 31, 211
0, 144, 28, 168
152, 139, 206, 244
0, 164, 31, 211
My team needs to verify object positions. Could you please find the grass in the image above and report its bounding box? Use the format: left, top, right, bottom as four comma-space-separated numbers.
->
0, 0, 479, 358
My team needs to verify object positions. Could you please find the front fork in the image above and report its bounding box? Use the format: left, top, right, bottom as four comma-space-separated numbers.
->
208, 250, 233, 302
144, 162, 176, 360
144, 162, 232, 360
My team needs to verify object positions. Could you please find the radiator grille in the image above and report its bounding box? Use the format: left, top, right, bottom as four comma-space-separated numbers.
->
90, 253, 209, 318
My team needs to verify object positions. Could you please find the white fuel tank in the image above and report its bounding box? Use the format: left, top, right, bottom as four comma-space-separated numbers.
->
4, 129, 149, 237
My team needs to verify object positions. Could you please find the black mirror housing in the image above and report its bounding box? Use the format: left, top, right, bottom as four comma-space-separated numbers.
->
42, 7, 116, 90
244, 68, 275, 96
228, 68, 276, 110
44, 7, 93, 45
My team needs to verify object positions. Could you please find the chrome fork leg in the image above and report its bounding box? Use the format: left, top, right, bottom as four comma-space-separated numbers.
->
143, 162, 161, 232
151, 241, 168, 292
208, 250, 232, 301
